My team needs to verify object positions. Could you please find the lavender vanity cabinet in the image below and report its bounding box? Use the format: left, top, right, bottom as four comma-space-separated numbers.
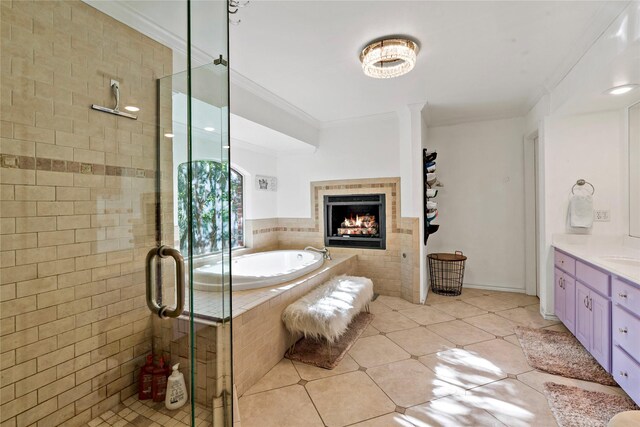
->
611, 277, 640, 404
554, 248, 640, 405
554, 267, 576, 334
554, 249, 611, 372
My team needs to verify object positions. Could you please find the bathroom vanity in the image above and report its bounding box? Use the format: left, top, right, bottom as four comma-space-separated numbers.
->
553, 241, 640, 405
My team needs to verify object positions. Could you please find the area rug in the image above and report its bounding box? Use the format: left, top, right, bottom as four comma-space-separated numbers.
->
285, 312, 374, 369
514, 326, 616, 385
543, 382, 639, 427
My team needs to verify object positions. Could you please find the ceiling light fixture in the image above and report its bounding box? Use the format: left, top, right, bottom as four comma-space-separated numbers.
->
360, 38, 419, 79
204, 127, 215, 132
607, 84, 638, 95
124, 106, 140, 112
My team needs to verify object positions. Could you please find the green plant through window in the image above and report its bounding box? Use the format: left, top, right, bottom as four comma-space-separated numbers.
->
177, 160, 243, 256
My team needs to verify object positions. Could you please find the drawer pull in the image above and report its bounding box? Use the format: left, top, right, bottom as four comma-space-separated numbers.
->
618, 327, 628, 334
618, 293, 628, 299
619, 371, 628, 378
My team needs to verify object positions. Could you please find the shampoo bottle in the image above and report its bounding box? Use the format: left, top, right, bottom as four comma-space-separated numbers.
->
151, 357, 168, 402
165, 363, 187, 410
138, 355, 154, 400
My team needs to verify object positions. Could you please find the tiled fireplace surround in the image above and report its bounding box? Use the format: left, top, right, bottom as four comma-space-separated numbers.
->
246, 177, 421, 304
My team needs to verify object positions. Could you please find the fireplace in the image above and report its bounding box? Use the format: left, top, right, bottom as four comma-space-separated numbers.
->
324, 194, 386, 249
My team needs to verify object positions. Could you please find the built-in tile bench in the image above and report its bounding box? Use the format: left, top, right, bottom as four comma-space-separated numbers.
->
553, 247, 640, 405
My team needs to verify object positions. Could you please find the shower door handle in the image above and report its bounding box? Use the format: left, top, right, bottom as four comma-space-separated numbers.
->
145, 245, 186, 319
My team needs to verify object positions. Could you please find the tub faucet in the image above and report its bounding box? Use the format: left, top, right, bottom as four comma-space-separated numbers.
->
304, 246, 332, 260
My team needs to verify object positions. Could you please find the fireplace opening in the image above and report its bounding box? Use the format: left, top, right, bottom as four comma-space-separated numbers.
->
324, 194, 386, 249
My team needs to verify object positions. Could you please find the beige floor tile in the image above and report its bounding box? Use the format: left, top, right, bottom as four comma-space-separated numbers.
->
369, 299, 393, 314
387, 327, 455, 356
456, 288, 494, 299
376, 295, 419, 310
503, 334, 520, 347
238, 385, 324, 427
427, 320, 495, 346
543, 323, 570, 333
524, 303, 541, 313
405, 394, 507, 427
495, 307, 559, 328
370, 310, 419, 333
431, 301, 488, 319
306, 371, 395, 427
349, 335, 410, 368
425, 292, 463, 305
495, 293, 540, 306
245, 358, 301, 395
517, 370, 626, 397
293, 353, 359, 381
360, 324, 380, 338
349, 412, 418, 426
419, 348, 507, 389
466, 378, 558, 427
398, 306, 456, 325
463, 313, 520, 337
464, 339, 533, 375
367, 359, 463, 407
463, 296, 521, 312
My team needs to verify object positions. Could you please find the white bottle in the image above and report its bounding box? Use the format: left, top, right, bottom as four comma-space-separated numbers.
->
165, 363, 187, 410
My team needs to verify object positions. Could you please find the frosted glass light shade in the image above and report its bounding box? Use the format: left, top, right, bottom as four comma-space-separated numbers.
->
360, 38, 418, 79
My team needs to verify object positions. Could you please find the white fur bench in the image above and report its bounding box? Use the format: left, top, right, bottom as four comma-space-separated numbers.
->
282, 275, 374, 344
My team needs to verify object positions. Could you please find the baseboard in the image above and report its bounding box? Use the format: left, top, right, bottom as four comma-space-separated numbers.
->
541, 312, 559, 321
462, 283, 528, 294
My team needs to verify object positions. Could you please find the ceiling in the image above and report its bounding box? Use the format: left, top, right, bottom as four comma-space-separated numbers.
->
231, 1, 629, 125
88, 0, 630, 126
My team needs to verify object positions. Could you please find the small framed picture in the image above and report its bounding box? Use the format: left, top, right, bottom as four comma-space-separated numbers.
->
255, 175, 277, 191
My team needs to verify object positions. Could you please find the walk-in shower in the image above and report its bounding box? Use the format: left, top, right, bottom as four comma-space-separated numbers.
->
0, 1, 232, 425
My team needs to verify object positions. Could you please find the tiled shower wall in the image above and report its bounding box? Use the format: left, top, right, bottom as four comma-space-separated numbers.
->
0, 1, 171, 425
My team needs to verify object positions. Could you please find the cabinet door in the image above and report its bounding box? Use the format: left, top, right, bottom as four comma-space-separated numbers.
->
564, 276, 576, 334
590, 291, 611, 372
575, 282, 592, 350
554, 268, 565, 323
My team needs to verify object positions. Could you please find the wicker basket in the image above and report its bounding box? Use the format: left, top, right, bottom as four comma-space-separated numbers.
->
427, 251, 467, 296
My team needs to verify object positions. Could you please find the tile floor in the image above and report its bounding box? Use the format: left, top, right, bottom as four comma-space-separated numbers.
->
237, 288, 629, 427
89, 396, 211, 427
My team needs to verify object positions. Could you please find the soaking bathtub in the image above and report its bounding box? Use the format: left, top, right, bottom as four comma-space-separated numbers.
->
192, 250, 325, 291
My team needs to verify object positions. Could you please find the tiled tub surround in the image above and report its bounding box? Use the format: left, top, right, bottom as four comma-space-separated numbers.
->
244, 178, 421, 304
233, 255, 357, 396
552, 235, 640, 405
0, 1, 173, 426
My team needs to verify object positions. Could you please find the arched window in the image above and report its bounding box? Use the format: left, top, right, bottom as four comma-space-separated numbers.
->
177, 161, 244, 256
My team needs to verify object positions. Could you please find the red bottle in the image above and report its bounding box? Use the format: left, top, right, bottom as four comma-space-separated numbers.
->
138, 355, 154, 400
152, 357, 168, 402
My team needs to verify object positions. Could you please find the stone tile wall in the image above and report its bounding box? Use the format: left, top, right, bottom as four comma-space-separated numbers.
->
0, 2, 172, 425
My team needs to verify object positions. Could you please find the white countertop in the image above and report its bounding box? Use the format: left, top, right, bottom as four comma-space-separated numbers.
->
552, 234, 640, 284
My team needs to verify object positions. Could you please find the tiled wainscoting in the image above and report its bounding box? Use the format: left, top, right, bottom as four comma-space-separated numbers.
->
244, 177, 421, 304
0, 1, 174, 425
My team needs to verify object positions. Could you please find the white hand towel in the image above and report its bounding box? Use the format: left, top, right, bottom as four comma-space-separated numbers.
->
569, 194, 593, 228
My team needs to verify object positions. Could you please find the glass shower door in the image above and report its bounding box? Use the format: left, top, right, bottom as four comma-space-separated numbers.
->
148, 1, 232, 426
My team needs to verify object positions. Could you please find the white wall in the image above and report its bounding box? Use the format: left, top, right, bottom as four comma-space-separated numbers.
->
276, 114, 400, 218
426, 117, 527, 291
232, 143, 279, 220
544, 110, 627, 237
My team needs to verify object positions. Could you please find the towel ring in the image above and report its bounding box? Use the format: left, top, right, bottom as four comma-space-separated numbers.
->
571, 179, 595, 195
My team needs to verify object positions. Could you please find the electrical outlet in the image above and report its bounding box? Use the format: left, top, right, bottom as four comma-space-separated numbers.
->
594, 210, 610, 222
